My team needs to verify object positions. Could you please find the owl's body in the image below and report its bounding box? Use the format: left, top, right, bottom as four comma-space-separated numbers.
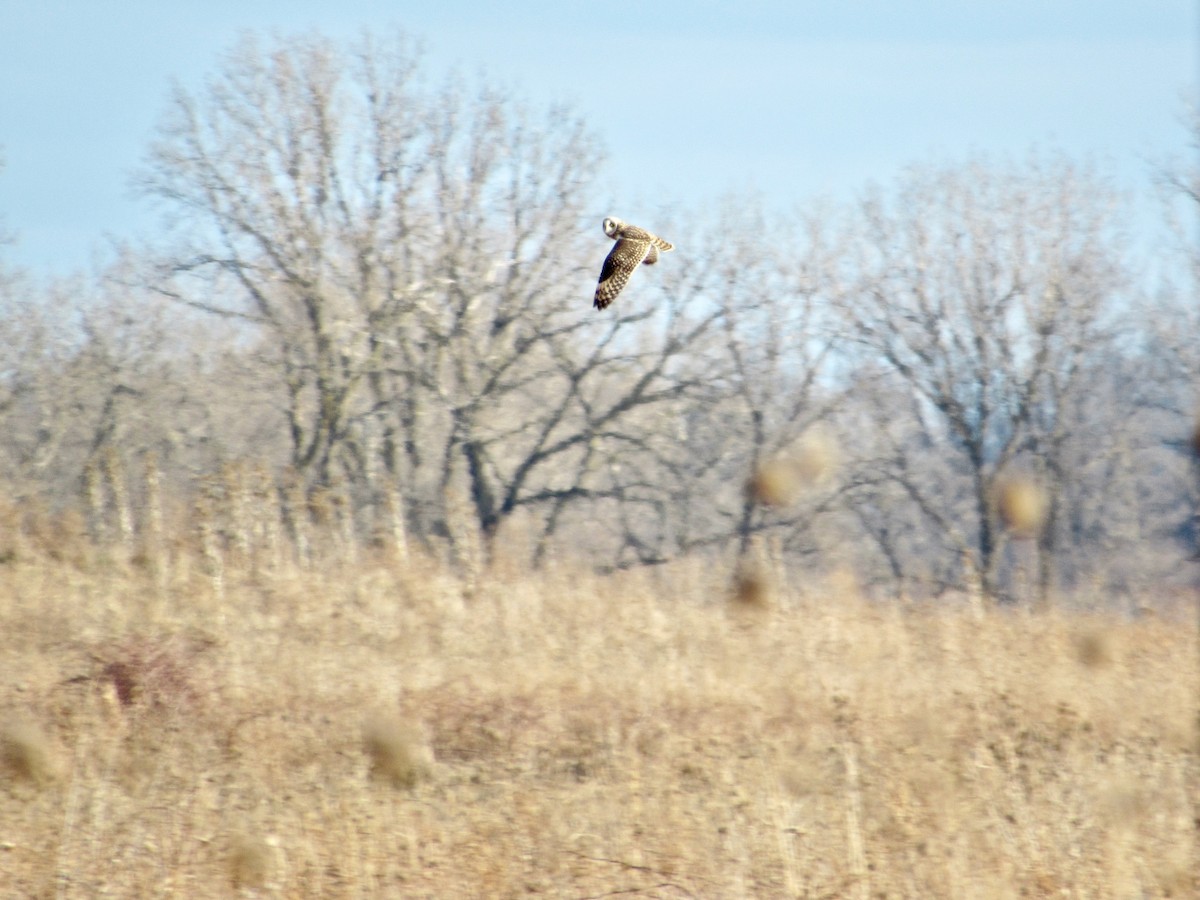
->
593, 217, 674, 310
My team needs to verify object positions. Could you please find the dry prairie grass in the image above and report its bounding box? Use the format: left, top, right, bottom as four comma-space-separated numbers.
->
0, 536, 1197, 898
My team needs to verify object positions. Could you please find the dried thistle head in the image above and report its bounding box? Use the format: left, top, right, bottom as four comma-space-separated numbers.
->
747, 458, 802, 508
0, 720, 59, 786
995, 476, 1048, 537
227, 831, 274, 889
746, 433, 838, 509
729, 565, 773, 613
1074, 629, 1111, 669
791, 430, 838, 484
1098, 778, 1152, 828
363, 715, 433, 788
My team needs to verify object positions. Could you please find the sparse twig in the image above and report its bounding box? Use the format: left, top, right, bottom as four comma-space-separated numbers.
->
567, 852, 699, 899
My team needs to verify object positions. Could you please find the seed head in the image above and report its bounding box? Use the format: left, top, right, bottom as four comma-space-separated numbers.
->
363, 715, 433, 788
996, 476, 1048, 537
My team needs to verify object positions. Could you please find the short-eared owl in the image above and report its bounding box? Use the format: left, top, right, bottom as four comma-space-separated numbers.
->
593, 217, 674, 310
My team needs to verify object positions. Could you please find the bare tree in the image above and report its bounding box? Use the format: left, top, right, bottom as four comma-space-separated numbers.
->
1152, 101, 1200, 571
835, 157, 1130, 603
136, 30, 728, 565
624, 200, 850, 568
0, 257, 252, 562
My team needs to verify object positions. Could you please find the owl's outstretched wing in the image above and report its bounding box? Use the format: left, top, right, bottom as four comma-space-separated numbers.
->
594, 238, 652, 310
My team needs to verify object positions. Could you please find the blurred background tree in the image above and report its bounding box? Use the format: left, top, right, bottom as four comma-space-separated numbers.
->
0, 33, 1194, 603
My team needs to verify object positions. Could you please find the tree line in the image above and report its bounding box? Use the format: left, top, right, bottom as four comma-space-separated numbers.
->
1, 30, 1196, 604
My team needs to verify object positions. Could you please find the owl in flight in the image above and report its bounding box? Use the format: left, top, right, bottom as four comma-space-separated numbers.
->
593, 217, 674, 310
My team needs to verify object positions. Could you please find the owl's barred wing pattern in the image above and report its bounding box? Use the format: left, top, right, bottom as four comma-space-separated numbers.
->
594, 238, 652, 310
593, 217, 674, 310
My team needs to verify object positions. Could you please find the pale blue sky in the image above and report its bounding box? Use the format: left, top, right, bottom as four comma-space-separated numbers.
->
0, 2, 1194, 275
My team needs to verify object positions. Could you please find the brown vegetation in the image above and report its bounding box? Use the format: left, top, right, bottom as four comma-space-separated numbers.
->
1, 32, 1199, 895
1, 517, 1195, 897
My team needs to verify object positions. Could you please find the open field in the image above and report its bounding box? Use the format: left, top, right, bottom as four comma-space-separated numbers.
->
1, 536, 1197, 898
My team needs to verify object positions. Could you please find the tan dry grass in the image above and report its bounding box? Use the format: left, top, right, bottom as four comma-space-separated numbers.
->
0, 539, 1197, 898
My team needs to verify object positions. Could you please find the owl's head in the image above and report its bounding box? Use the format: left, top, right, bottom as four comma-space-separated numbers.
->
602, 217, 624, 238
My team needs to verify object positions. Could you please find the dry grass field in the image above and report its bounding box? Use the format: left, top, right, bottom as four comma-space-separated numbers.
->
1, 524, 1197, 898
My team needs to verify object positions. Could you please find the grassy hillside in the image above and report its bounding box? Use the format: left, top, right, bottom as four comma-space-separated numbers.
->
1, 535, 1196, 897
